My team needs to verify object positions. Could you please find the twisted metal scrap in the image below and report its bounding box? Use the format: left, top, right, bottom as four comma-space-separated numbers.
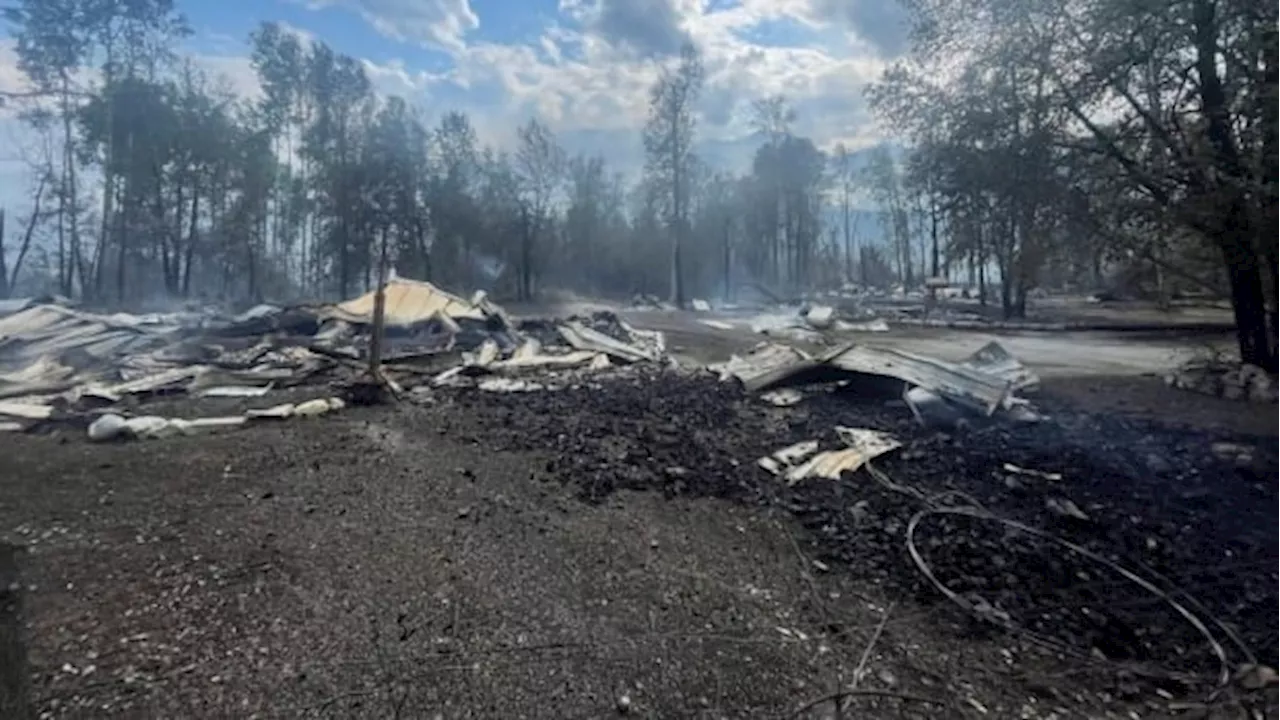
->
904, 505, 1231, 688
862, 461, 1233, 688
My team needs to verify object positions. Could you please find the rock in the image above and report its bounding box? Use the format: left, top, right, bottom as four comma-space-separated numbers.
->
1235, 664, 1278, 690
1211, 442, 1255, 467
1045, 496, 1090, 521
1246, 367, 1278, 403
616, 694, 632, 713
1144, 453, 1172, 474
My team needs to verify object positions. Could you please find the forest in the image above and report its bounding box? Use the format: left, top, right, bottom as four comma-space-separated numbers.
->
0, 0, 1275, 370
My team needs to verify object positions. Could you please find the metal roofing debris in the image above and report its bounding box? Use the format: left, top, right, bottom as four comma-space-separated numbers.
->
698, 319, 735, 331
748, 312, 826, 344
199, 383, 275, 398
803, 304, 835, 329
0, 401, 53, 420
834, 319, 890, 333
87, 413, 250, 441
321, 276, 510, 330
709, 342, 813, 387
0, 276, 672, 436
558, 321, 656, 363
760, 388, 803, 407
717, 336, 1040, 423
759, 428, 902, 484
0, 304, 174, 370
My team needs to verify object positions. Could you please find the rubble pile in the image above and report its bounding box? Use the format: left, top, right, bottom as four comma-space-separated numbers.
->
711, 338, 1043, 428
0, 277, 671, 438
1165, 356, 1277, 403
446, 364, 1277, 696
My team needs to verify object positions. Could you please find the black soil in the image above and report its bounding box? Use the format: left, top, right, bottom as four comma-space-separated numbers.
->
1, 368, 1276, 719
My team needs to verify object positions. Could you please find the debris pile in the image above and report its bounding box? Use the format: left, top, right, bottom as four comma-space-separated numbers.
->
713, 338, 1042, 427
758, 427, 902, 484
453, 366, 1277, 706
1165, 357, 1277, 403
0, 277, 670, 438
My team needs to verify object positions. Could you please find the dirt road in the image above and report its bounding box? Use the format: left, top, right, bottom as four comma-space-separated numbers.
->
620, 307, 1227, 377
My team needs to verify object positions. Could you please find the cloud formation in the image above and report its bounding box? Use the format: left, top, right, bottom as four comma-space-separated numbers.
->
566, 0, 693, 58
808, 0, 911, 57
1, 0, 904, 188
397, 0, 896, 172
301, 0, 480, 52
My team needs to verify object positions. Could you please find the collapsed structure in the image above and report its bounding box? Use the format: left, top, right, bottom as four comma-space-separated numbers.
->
2, 274, 1058, 442
0, 277, 668, 436
710, 338, 1042, 427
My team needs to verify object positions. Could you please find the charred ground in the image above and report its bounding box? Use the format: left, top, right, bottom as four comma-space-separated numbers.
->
1, 362, 1276, 719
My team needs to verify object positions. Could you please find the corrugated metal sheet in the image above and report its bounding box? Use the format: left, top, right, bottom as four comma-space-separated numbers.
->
744, 340, 1037, 416
325, 278, 487, 326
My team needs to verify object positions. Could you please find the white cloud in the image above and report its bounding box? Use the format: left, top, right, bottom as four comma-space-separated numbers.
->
2, 0, 897, 184
359, 58, 444, 100
0, 38, 39, 120
418, 0, 890, 168
301, 0, 479, 52
193, 54, 263, 102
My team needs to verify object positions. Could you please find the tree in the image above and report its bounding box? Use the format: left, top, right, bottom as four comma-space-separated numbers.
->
513, 118, 565, 301
4, 0, 91, 298
430, 111, 479, 286
643, 42, 705, 308
863, 146, 912, 287
831, 143, 862, 285
876, 0, 1277, 367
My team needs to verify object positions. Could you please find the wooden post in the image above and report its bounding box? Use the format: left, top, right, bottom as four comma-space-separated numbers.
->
368, 226, 389, 375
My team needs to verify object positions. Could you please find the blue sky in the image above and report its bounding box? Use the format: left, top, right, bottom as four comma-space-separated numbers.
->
0, 0, 909, 211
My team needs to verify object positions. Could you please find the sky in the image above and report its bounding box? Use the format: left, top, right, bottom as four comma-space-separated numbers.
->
0, 0, 910, 213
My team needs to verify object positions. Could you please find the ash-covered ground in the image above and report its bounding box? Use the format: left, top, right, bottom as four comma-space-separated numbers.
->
1, 344, 1276, 718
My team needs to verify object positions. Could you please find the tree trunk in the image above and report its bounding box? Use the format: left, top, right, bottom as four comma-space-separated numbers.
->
102, 97, 118, 303
1260, 21, 1279, 363
61, 75, 82, 299
1192, 0, 1277, 370
0, 209, 7, 298
977, 223, 987, 306
7, 177, 49, 296
841, 188, 853, 285
671, 148, 684, 308
930, 194, 939, 278
1220, 218, 1275, 371
182, 187, 198, 297
722, 217, 732, 301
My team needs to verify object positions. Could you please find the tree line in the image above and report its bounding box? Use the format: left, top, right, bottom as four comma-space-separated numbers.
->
1, 0, 1274, 370
868, 0, 1276, 368
0, 1, 871, 309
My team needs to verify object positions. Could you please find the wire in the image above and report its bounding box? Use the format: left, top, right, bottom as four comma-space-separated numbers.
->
906, 506, 1231, 687
861, 460, 1238, 688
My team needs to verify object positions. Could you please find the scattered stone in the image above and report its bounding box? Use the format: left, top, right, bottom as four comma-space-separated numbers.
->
1144, 453, 1173, 474
1166, 359, 1278, 403
1234, 664, 1278, 690
1045, 496, 1090, 521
